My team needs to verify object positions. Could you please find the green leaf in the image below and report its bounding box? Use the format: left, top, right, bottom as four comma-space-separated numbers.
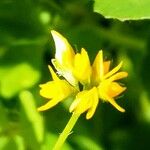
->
73, 135, 103, 150
0, 104, 8, 132
94, 0, 150, 21
0, 136, 9, 150
12, 135, 25, 150
0, 40, 46, 99
0, 135, 25, 150
0, 63, 40, 98
19, 91, 44, 150
140, 92, 150, 123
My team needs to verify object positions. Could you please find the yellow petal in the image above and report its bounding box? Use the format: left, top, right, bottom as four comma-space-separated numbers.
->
86, 87, 99, 119
51, 30, 75, 69
54, 80, 75, 100
40, 80, 75, 100
70, 87, 99, 119
51, 59, 77, 87
39, 79, 76, 111
37, 98, 59, 111
39, 81, 56, 99
97, 79, 109, 100
109, 72, 128, 81
105, 96, 125, 112
69, 97, 80, 113
107, 82, 126, 98
103, 61, 111, 74
51, 30, 79, 86
69, 90, 90, 114
98, 84, 125, 112
48, 65, 59, 81
92, 50, 104, 83
99, 50, 104, 80
104, 61, 123, 79
73, 48, 91, 84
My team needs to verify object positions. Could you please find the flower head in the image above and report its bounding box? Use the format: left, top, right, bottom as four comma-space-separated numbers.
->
38, 30, 128, 119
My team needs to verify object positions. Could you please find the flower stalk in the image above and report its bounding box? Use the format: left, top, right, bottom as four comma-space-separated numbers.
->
53, 113, 80, 150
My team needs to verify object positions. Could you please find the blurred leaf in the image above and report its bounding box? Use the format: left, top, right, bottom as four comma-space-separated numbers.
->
0, 135, 24, 150
73, 135, 103, 150
140, 92, 150, 123
12, 135, 25, 150
94, 0, 150, 21
0, 104, 8, 132
42, 132, 73, 150
0, 136, 9, 150
0, 63, 40, 98
19, 90, 44, 150
0, 40, 46, 99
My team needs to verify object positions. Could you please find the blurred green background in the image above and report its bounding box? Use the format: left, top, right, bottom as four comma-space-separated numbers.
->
0, 0, 150, 150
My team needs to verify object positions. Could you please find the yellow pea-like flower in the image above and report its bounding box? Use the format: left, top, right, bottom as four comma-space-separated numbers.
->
38, 31, 129, 150
38, 30, 128, 119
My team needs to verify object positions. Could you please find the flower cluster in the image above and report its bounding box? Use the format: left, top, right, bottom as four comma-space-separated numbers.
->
38, 30, 128, 119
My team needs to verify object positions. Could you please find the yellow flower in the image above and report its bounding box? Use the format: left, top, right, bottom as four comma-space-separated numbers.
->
38, 65, 76, 111
38, 30, 128, 119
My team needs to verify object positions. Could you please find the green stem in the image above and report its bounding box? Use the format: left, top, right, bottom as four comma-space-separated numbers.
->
53, 113, 80, 150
